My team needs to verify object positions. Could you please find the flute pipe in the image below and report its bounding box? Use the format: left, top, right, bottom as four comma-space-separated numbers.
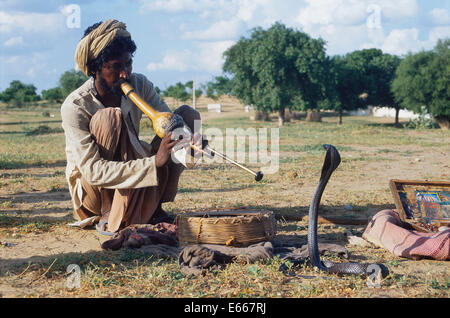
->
121, 81, 156, 119
190, 144, 257, 177
207, 146, 264, 181
120, 81, 172, 138
209, 148, 258, 176
121, 80, 263, 180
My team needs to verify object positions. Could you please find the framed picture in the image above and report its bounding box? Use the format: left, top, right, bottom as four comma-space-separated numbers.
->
389, 179, 450, 233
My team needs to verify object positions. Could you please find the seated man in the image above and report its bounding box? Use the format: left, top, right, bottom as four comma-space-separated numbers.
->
61, 19, 200, 234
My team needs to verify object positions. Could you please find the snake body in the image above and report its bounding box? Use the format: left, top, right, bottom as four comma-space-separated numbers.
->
307, 144, 389, 277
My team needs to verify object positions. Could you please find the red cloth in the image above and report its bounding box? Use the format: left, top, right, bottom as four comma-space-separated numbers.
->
101, 223, 178, 250
363, 210, 450, 261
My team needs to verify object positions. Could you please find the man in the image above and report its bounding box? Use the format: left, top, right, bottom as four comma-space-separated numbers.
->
61, 19, 200, 234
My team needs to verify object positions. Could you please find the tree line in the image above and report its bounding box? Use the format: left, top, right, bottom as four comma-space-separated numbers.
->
223, 22, 449, 128
1, 22, 447, 128
0, 73, 230, 108
0, 70, 89, 107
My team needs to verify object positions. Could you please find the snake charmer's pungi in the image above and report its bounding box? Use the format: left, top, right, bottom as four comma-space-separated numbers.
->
61, 19, 200, 234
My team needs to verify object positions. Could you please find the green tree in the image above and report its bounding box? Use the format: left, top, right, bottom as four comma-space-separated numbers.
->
204, 76, 233, 100
41, 87, 64, 103
185, 81, 202, 100
392, 39, 450, 129
165, 82, 190, 104
204, 83, 219, 101
370, 53, 402, 126
223, 22, 329, 125
0, 80, 41, 107
328, 49, 401, 125
59, 70, 88, 98
325, 55, 362, 124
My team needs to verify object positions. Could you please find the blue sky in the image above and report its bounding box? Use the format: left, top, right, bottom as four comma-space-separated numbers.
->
0, 0, 449, 93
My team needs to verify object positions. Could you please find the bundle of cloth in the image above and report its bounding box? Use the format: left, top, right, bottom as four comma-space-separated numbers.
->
97, 209, 449, 275
99, 222, 349, 275
362, 209, 450, 261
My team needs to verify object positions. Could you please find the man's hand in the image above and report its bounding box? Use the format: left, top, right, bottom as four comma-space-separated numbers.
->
155, 132, 179, 168
190, 131, 205, 156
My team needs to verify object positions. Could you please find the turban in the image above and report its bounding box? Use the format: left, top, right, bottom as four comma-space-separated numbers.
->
75, 19, 131, 76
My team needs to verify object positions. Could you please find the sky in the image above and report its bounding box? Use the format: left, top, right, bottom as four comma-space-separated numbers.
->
0, 0, 449, 94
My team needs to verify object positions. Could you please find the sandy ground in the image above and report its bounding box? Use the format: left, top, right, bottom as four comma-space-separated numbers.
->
1, 131, 448, 270
0, 97, 449, 297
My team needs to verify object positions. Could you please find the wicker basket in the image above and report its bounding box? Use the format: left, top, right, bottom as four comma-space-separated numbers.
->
176, 209, 277, 247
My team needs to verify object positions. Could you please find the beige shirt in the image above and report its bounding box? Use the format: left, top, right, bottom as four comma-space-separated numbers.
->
61, 73, 171, 212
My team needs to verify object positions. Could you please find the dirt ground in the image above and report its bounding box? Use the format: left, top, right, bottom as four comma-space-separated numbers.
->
0, 96, 449, 298
0, 95, 246, 271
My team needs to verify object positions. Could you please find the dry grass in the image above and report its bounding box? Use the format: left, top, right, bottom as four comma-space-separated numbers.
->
0, 98, 449, 298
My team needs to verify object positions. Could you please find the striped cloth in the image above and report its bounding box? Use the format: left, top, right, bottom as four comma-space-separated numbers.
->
363, 210, 450, 261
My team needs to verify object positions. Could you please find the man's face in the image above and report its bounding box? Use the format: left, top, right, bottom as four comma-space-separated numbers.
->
96, 51, 133, 96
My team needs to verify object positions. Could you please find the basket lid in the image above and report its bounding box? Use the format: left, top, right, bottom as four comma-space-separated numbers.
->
176, 209, 276, 247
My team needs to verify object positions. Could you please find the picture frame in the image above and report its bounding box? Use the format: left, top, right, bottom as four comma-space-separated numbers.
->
389, 179, 450, 233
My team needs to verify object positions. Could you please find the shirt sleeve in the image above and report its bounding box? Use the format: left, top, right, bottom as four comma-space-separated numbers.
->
61, 97, 158, 189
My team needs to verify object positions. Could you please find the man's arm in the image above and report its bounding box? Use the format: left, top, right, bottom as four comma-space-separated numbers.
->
61, 98, 159, 189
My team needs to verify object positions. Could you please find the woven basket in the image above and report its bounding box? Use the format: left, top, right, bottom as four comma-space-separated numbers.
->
176, 209, 277, 247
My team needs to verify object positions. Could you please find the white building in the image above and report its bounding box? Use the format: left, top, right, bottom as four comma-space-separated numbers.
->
348, 106, 430, 119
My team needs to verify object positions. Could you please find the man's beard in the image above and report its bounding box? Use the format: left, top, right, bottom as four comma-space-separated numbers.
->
98, 75, 123, 97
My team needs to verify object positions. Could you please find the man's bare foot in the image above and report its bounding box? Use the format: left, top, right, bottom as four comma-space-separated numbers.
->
149, 204, 175, 224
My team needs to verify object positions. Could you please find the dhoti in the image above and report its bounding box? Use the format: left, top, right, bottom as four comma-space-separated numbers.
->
75, 105, 199, 232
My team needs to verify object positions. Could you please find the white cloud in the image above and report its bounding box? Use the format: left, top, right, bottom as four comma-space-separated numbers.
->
147, 40, 234, 73
235, 0, 272, 22
196, 40, 235, 72
296, 1, 373, 54
240, 0, 301, 29
378, 25, 448, 56
0, 10, 65, 33
321, 24, 370, 55
297, 0, 419, 30
3, 36, 23, 47
140, 0, 429, 59
381, 28, 423, 55
295, 0, 423, 55
139, 0, 218, 13
297, 0, 366, 28
183, 19, 244, 40
0, 51, 48, 81
25, 52, 48, 78
378, 0, 419, 21
361, 25, 449, 56
428, 26, 450, 45
147, 49, 192, 72
139, 0, 301, 29
428, 8, 450, 25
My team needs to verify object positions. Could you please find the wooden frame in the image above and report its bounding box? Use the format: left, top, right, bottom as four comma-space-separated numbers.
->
389, 179, 450, 233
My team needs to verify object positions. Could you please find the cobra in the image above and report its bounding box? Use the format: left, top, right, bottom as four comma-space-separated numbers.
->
307, 144, 389, 277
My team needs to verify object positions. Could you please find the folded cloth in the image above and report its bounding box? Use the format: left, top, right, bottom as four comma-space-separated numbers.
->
178, 241, 349, 275
138, 244, 182, 259
100, 223, 350, 275
178, 245, 235, 275
101, 223, 178, 250
363, 210, 450, 261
